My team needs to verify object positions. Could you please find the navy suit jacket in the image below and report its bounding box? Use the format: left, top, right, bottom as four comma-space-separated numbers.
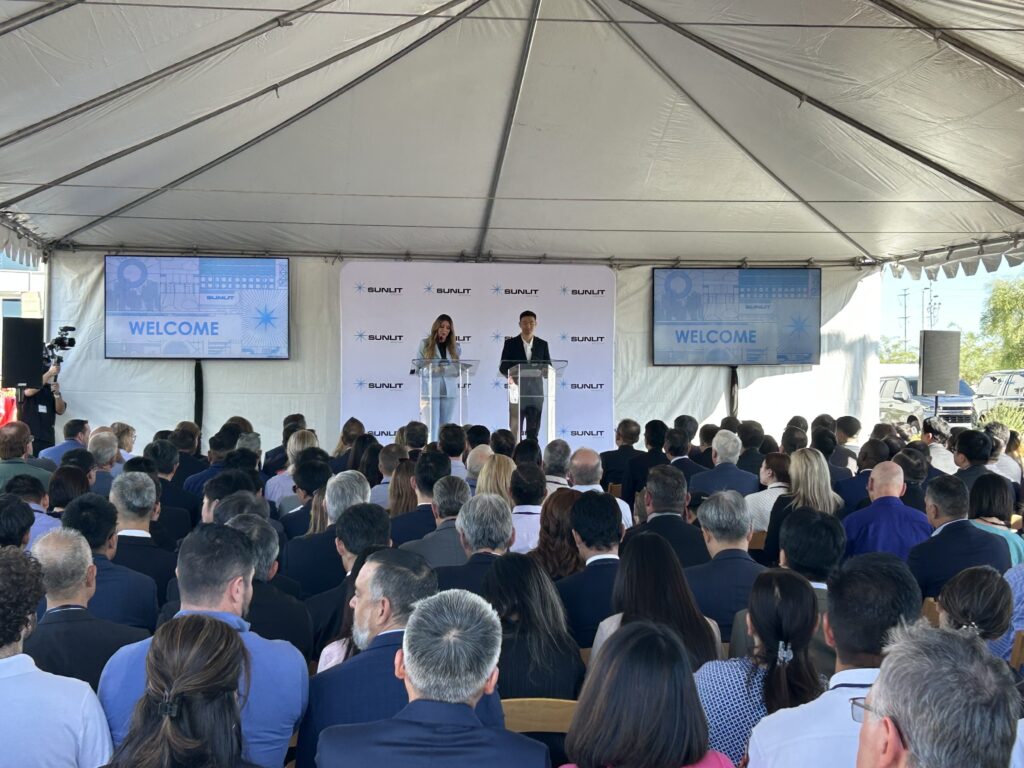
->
621, 513, 710, 569
391, 504, 436, 547
112, 534, 177, 605
599, 445, 641, 489
736, 449, 765, 476
688, 463, 760, 498
159, 477, 201, 527
670, 455, 709, 483
621, 449, 669, 507
296, 630, 505, 768
556, 558, 618, 649
836, 471, 871, 516
88, 554, 159, 631
282, 529, 347, 599
685, 549, 766, 638
908, 519, 1013, 598
182, 461, 224, 496
435, 552, 500, 596
174, 452, 208, 487
317, 700, 549, 768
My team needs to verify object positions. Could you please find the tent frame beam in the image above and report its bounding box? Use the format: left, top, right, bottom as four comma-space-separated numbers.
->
0, 0, 470, 210
614, 0, 1024, 223
475, 0, 541, 257
50, 0, 493, 247
0, 0, 345, 150
589, 0, 876, 263
0, 0, 83, 38
864, 0, 1024, 89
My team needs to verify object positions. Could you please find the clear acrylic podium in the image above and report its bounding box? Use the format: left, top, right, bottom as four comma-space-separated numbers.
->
411, 358, 478, 440
504, 360, 568, 445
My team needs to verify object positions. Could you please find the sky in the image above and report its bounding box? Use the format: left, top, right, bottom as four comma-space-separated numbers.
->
880, 259, 1024, 347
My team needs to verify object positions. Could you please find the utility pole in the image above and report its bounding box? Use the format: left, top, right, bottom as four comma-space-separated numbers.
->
899, 288, 911, 351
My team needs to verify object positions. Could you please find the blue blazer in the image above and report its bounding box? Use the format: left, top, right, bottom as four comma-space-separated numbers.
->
89, 554, 158, 632
688, 463, 760, 498
836, 471, 871, 515
436, 552, 500, 596
316, 700, 549, 768
296, 630, 505, 768
685, 549, 765, 638
556, 558, 618, 649
282, 529, 347, 599
391, 504, 436, 547
908, 519, 1012, 598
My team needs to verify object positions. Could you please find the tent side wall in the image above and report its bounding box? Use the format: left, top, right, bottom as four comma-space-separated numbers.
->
48, 255, 878, 446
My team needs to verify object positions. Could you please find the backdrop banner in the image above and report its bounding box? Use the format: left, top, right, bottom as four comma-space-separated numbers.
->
340, 262, 616, 449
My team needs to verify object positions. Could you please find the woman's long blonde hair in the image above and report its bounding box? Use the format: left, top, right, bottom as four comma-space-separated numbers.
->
286, 429, 319, 472
477, 454, 515, 507
422, 314, 459, 360
789, 448, 842, 514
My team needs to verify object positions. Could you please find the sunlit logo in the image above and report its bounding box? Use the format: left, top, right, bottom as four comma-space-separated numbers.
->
570, 383, 605, 390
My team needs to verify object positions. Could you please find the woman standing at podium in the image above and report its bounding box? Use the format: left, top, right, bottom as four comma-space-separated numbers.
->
418, 314, 462, 439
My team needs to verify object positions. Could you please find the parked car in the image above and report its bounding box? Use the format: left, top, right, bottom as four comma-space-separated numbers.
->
974, 371, 1024, 422
904, 375, 975, 425
879, 376, 926, 430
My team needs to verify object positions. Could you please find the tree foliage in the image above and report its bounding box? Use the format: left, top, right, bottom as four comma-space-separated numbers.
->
879, 336, 918, 364
959, 331, 1001, 389
981, 278, 1024, 371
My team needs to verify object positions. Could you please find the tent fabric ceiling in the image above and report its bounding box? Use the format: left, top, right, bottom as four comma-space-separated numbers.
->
2, 0, 1023, 275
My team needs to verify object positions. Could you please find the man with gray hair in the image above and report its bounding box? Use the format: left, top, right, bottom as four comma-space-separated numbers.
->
543, 438, 571, 495
283, 470, 370, 598
621, 464, 710, 568
24, 529, 147, 690
855, 622, 1018, 768
465, 443, 493, 494
436, 493, 515, 595
296, 550, 504, 768
684, 490, 764, 637
88, 431, 120, 497
569, 447, 633, 531
401, 475, 470, 568
109, 472, 176, 605
317, 590, 548, 767
688, 430, 760, 499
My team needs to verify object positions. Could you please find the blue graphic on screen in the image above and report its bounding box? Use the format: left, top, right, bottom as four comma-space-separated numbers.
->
104, 256, 289, 359
653, 269, 820, 365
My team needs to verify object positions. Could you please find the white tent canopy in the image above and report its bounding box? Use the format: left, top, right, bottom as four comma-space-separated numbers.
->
2, 0, 1024, 275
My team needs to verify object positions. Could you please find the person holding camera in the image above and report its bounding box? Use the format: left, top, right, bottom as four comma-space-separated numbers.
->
21, 363, 66, 455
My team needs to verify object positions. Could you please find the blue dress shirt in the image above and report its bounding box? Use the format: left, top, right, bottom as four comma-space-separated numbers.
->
98, 610, 308, 768
39, 439, 81, 464
182, 461, 225, 496
842, 496, 932, 560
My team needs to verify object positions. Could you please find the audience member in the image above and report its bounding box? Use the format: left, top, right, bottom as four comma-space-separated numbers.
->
180, 431, 236, 497
297, 549, 503, 768
696, 424, 720, 469
62, 493, 159, 631
763, 447, 843, 565
969, 472, 1024, 565
665, 427, 708, 482
736, 421, 766, 475
528, 487, 584, 581
745, 453, 790, 532
674, 414, 702, 461
890, 447, 928, 511
465, 424, 491, 452
279, 459, 332, 538
25, 528, 148, 690
388, 459, 418, 517
436, 493, 514, 595
0, 492, 34, 547
985, 421, 1023, 484
921, 416, 956, 474
937, 565, 1012, 643
0, 546, 113, 767
953, 429, 998, 492
489, 428, 515, 458
568, 447, 632, 529
599, 418, 641, 489
392, 451, 451, 546
853, 623, 1017, 768
104, 614, 249, 768
39, 418, 91, 465
402, 420, 428, 462
434, 424, 466, 479
593, 531, 719, 667
779, 426, 808, 456
565, 621, 731, 768
842, 462, 931, 560
264, 415, 306, 476
695, 569, 822, 765
0, 422, 53, 490
346, 433, 380, 477
61, 447, 97, 486
689, 430, 760, 500
557, 491, 623, 648
622, 464, 710, 567
621, 419, 669, 507
370, 444, 408, 507
315, 589, 545, 768
283, 470, 370, 598
142, 438, 201, 526
909, 475, 1012, 597
316, 544, 386, 672
686, 490, 764, 638
99, 524, 308, 767
746, 553, 922, 767
481, 553, 584, 699
330, 417, 366, 472
509, 462, 547, 553
512, 438, 543, 468
401, 475, 470, 567
5, 474, 59, 546
465, 444, 492, 493
200, 468, 257, 524
477, 453, 515, 506
87, 431, 120, 497
832, 415, 861, 473
109, 472, 176, 605
811, 427, 854, 486
168, 427, 207, 485
264, 428, 319, 504
835, 438, 889, 513
543, 439, 571, 495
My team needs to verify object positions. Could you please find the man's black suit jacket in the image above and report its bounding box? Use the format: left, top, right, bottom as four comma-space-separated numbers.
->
621, 513, 710, 569
391, 504, 436, 547
174, 451, 208, 487
598, 445, 641, 489
669, 455, 708, 483
435, 552, 500, 596
621, 449, 669, 508
112, 534, 177, 605
685, 549, 766, 638
556, 558, 618, 649
307, 575, 353, 658
498, 336, 552, 398
282, 529, 347, 599
282, 501, 313, 540
23, 607, 148, 690
150, 505, 192, 552
160, 477, 202, 527
908, 519, 1012, 598
736, 449, 765, 477
89, 554, 158, 631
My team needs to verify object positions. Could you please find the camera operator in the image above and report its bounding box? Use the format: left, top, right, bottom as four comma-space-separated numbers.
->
21, 363, 66, 455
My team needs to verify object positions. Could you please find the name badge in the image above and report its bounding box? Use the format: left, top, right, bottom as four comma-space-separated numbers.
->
38, 405, 48, 413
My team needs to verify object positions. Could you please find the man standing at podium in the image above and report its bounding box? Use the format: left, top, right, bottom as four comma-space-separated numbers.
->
499, 311, 551, 442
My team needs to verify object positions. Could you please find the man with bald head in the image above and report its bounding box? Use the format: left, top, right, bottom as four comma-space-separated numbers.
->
841, 461, 932, 560
569, 447, 632, 530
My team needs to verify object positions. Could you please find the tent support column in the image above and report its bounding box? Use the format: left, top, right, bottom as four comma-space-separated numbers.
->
589, 0, 876, 263
613, 0, 1024, 224
475, 0, 541, 257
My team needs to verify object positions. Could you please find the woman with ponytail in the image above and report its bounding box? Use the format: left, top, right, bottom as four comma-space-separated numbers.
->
693, 569, 823, 765
106, 614, 254, 768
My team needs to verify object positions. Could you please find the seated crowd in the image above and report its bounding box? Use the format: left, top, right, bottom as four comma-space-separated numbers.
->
2, 410, 1024, 767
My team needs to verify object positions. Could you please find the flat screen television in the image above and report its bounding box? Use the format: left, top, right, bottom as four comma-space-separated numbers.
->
652, 268, 821, 365
104, 255, 289, 359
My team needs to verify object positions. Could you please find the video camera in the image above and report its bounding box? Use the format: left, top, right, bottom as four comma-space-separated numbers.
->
43, 326, 76, 374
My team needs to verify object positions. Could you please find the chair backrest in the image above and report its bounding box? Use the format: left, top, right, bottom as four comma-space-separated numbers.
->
608, 483, 622, 499
1010, 631, 1024, 671
749, 531, 767, 550
922, 597, 940, 627
502, 698, 577, 734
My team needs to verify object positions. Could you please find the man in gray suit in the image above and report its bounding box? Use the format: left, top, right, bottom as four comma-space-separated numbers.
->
401, 476, 470, 568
